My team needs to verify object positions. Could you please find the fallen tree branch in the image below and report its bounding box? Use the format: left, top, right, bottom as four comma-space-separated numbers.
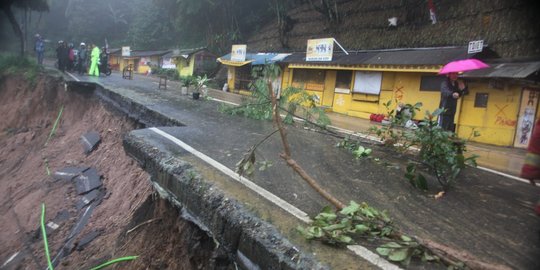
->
281, 154, 346, 209
266, 79, 345, 210
418, 238, 512, 270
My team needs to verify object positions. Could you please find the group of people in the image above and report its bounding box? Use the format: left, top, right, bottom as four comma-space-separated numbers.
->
55, 40, 104, 76
35, 34, 107, 76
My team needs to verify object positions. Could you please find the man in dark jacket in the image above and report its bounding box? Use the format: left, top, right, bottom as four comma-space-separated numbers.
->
56, 41, 69, 72
56, 41, 64, 72
439, 72, 468, 132
78, 43, 88, 74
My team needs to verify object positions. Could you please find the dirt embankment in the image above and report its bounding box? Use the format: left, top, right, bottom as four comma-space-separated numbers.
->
0, 74, 226, 269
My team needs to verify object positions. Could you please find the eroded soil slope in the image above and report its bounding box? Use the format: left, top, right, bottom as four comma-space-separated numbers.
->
0, 74, 224, 270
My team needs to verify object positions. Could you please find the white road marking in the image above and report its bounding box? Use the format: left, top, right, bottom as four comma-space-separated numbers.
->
65, 71, 80, 82
477, 166, 530, 184
348, 245, 402, 270
2, 251, 20, 267
207, 97, 238, 106
148, 127, 311, 223
209, 96, 238, 105
148, 127, 401, 270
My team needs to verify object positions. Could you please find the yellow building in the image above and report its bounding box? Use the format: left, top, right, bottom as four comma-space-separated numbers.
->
107, 48, 121, 70
461, 60, 540, 147
279, 47, 540, 147
217, 53, 291, 95
163, 48, 217, 77
112, 50, 171, 74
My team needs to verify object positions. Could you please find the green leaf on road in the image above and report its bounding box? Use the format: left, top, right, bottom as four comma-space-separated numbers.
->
388, 248, 409, 262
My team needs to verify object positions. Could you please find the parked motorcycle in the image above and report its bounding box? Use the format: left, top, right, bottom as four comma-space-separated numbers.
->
99, 55, 112, 76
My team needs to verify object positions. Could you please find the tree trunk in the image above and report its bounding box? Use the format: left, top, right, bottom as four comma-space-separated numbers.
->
24, 7, 28, 55
266, 80, 346, 210
3, 6, 24, 57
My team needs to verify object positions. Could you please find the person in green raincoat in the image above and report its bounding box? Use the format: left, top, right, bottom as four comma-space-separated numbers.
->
88, 44, 101, 76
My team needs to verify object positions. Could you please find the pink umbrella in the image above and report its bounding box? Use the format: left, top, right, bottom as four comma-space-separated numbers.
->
438, 59, 489, 75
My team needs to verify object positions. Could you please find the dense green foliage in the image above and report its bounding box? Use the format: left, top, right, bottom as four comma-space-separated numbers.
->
368, 101, 478, 191
410, 109, 478, 190
151, 67, 180, 80
222, 65, 330, 127
370, 100, 421, 152
0, 54, 42, 84
1, 0, 335, 54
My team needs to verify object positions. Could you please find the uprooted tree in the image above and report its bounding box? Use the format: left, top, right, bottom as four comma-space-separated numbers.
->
226, 64, 510, 269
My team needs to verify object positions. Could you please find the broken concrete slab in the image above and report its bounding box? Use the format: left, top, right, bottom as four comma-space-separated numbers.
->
76, 189, 101, 210
52, 166, 89, 181
74, 168, 102, 195
80, 131, 101, 154
76, 230, 101, 251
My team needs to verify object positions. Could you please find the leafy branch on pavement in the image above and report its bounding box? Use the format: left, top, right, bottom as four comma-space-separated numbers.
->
229, 64, 345, 209
336, 135, 372, 159
410, 109, 479, 190
299, 201, 511, 269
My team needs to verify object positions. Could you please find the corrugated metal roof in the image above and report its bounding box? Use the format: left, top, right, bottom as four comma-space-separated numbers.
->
219, 53, 291, 65
281, 46, 485, 66
128, 50, 171, 57
164, 47, 213, 58
112, 50, 171, 58
462, 61, 540, 79
108, 48, 121, 54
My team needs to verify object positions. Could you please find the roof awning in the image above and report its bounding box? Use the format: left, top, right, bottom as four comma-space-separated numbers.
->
217, 58, 253, 67
288, 63, 442, 73
218, 53, 291, 67
282, 46, 496, 67
461, 61, 540, 79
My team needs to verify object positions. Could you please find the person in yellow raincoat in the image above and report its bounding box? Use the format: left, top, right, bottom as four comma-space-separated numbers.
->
88, 44, 100, 76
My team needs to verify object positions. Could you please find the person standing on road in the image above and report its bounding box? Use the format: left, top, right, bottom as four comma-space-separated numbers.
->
88, 44, 100, 77
439, 72, 468, 132
56, 41, 67, 72
34, 34, 45, 65
77, 42, 87, 75
67, 43, 75, 71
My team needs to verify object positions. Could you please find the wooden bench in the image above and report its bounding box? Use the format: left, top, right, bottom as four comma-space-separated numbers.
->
122, 64, 133, 80
158, 75, 167, 90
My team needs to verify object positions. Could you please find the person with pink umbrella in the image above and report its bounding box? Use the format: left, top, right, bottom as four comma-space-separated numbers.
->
438, 72, 468, 131
438, 59, 489, 132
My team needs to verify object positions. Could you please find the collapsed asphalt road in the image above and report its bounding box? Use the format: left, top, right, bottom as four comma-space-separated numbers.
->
65, 71, 540, 269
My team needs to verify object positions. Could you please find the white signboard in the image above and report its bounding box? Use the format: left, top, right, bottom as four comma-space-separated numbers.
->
122, 46, 130, 57
231, 44, 247, 62
306, 38, 334, 61
468, 40, 483, 54
352, 71, 382, 95
162, 57, 176, 69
